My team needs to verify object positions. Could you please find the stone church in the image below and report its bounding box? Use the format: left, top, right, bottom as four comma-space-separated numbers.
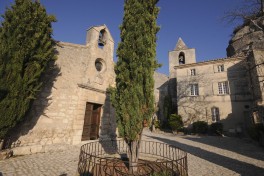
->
11, 25, 117, 154
11, 25, 168, 154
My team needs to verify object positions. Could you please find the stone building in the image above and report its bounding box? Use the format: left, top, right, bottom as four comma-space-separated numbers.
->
169, 36, 263, 132
11, 25, 117, 154
227, 14, 264, 124
10, 25, 168, 154
167, 13, 264, 134
153, 72, 169, 122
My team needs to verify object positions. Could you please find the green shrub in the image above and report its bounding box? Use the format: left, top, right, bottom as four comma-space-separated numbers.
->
154, 120, 160, 129
163, 95, 172, 120
168, 114, 183, 132
192, 121, 208, 134
183, 127, 191, 135
161, 121, 170, 130
248, 124, 264, 141
210, 123, 223, 135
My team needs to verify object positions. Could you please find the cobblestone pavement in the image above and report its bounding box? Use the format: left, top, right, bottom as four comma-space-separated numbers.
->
0, 145, 81, 176
143, 130, 264, 176
0, 130, 264, 176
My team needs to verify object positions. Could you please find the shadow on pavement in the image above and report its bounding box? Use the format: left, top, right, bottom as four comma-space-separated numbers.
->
183, 135, 264, 161
145, 135, 264, 176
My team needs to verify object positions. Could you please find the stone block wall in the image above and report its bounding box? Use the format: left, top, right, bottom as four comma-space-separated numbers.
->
10, 25, 116, 154
154, 72, 168, 121
175, 57, 253, 131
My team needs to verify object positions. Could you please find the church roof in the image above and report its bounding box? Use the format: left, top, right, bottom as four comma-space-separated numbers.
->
174, 38, 188, 50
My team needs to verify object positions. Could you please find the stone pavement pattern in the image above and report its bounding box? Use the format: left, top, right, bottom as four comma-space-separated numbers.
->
0, 130, 264, 176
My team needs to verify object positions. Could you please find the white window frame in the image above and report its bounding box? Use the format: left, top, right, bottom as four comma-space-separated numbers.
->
218, 81, 229, 95
217, 65, 224, 72
190, 69, 196, 76
211, 107, 220, 122
190, 84, 199, 96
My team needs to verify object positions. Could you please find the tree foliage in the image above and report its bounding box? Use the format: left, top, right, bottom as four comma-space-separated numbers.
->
111, 0, 159, 142
0, 0, 56, 139
163, 95, 172, 120
110, 0, 159, 171
168, 114, 183, 132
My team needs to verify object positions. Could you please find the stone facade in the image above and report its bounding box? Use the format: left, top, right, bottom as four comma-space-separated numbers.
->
167, 14, 264, 132
10, 25, 169, 154
169, 38, 255, 132
227, 15, 264, 124
153, 72, 169, 121
226, 16, 264, 57
168, 38, 196, 110
11, 25, 117, 153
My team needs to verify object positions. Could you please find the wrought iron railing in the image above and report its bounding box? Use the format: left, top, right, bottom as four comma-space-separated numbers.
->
78, 139, 188, 176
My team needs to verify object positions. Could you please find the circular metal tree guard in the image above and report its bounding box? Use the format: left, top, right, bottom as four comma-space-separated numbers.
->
78, 139, 188, 176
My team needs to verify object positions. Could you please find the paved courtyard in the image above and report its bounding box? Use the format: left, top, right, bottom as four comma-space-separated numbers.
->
0, 130, 264, 176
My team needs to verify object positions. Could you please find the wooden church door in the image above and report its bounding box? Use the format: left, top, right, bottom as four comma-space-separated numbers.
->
81, 103, 102, 141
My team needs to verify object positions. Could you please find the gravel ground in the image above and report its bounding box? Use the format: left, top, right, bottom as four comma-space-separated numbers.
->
0, 129, 263, 176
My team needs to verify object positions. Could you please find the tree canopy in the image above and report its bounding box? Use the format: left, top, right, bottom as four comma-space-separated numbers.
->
110, 0, 159, 171
0, 0, 56, 139
111, 0, 159, 142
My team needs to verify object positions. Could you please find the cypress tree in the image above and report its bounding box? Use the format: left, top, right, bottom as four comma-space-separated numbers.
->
111, 0, 159, 172
0, 0, 56, 139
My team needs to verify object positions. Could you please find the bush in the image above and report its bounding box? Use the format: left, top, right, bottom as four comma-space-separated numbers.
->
160, 121, 170, 130
210, 123, 223, 135
168, 114, 183, 132
154, 120, 160, 129
248, 124, 264, 141
192, 121, 208, 134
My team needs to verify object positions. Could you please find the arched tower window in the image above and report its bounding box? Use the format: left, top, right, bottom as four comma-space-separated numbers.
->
179, 52, 185, 65
98, 29, 107, 48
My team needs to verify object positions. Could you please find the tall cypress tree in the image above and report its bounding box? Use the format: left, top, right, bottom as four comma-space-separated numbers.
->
111, 0, 159, 172
0, 0, 56, 139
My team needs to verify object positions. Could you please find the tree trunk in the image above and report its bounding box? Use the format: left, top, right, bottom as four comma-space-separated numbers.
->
127, 140, 140, 173
126, 131, 143, 173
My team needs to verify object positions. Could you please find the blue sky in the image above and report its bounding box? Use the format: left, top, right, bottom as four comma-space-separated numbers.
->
0, 0, 244, 75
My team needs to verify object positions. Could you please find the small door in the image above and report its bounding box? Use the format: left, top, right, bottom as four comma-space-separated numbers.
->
81, 103, 102, 141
